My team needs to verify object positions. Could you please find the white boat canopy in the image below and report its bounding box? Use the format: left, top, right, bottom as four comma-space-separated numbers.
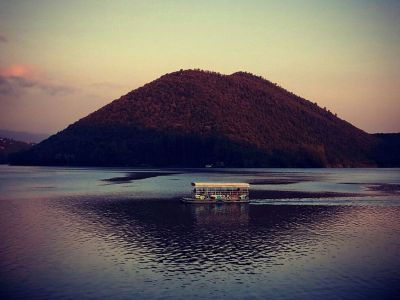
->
191, 182, 250, 188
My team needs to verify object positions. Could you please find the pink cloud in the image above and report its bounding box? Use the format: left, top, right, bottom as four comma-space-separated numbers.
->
0, 64, 73, 96
0, 64, 39, 79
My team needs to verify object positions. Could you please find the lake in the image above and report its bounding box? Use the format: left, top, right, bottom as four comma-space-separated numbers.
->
0, 165, 400, 299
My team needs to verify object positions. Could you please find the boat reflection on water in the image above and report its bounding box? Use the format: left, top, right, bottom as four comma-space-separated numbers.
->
189, 203, 249, 226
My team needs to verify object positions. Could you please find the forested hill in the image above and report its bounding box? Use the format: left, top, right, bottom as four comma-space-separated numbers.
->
0, 137, 33, 164
372, 133, 400, 167
10, 69, 396, 167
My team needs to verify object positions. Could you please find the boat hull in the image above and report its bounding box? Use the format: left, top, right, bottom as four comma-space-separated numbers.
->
181, 197, 250, 204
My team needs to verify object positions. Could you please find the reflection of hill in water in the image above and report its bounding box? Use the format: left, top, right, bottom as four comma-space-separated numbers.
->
55, 198, 350, 273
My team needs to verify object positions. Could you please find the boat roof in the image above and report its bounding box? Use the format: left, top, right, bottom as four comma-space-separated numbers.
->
191, 182, 250, 188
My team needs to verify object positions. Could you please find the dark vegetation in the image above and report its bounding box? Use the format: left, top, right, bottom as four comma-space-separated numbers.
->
372, 133, 400, 167
0, 137, 33, 163
9, 69, 399, 167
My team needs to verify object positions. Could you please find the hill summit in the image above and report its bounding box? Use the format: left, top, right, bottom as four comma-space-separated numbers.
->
11, 69, 393, 167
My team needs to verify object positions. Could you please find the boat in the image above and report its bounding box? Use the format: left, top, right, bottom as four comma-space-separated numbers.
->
182, 182, 250, 203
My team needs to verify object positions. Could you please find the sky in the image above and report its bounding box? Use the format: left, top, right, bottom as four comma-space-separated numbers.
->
0, 0, 399, 134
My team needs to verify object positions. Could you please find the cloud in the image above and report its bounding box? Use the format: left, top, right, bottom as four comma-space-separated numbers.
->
0, 75, 74, 96
0, 64, 74, 96
0, 76, 14, 95
0, 64, 40, 79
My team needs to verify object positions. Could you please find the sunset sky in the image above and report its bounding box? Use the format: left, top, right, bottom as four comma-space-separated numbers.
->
0, 0, 399, 134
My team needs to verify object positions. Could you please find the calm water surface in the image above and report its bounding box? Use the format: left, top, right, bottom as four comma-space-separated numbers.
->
0, 166, 400, 299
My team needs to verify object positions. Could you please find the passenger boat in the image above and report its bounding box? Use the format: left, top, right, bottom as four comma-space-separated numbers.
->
182, 182, 250, 203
